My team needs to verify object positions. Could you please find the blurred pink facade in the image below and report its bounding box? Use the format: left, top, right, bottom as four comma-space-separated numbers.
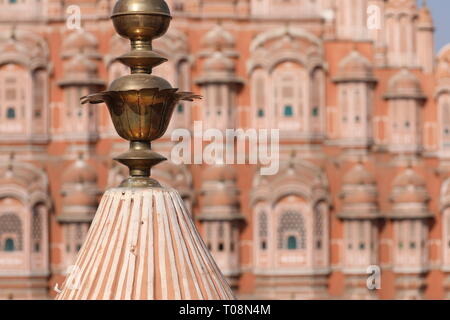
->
0, 0, 450, 299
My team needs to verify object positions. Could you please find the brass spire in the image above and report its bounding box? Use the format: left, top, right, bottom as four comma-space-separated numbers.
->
81, 0, 200, 188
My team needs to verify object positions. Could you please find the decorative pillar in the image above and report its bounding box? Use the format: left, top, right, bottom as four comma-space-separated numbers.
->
416, 0, 435, 74
55, 0, 234, 300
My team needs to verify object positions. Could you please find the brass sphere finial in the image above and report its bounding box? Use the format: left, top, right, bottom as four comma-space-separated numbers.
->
111, 0, 171, 43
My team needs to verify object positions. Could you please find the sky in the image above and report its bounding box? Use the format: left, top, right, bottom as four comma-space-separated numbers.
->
420, 0, 450, 52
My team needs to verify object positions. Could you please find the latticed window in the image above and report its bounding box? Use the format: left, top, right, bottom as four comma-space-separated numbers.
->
32, 208, 42, 252
277, 211, 306, 250
0, 213, 23, 251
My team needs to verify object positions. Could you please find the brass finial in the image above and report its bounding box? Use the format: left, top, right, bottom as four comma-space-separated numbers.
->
81, 0, 201, 188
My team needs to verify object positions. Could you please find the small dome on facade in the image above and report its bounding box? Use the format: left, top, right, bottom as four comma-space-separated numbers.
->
203, 186, 240, 207
202, 24, 235, 51
392, 167, 426, 189
60, 157, 99, 221
204, 51, 235, 73
342, 163, 376, 186
336, 50, 374, 81
386, 69, 424, 98
436, 61, 450, 80
62, 186, 98, 207
339, 163, 378, 219
62, 30, 99, 57
0, 165, 42, 189
151, 161, 192, 197
64, 54, 98, 75
62, 157, 98, 185
390, 168, 430, 206
203, 164, 237, 183
418, 4, 433, 26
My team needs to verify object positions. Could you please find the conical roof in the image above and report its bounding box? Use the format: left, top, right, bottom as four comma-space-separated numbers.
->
55, 188, 235, 300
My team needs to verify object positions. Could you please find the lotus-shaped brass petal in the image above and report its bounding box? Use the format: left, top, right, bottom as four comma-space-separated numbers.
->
81, 88, 201, 142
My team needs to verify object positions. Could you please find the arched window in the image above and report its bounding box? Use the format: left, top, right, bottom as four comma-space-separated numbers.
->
206, 223, 212, 251
32, 70, 47, 120
314, 203, 324, 249
0, 213, 23, 251
218, 222, 224, 252
171, 60, 191, 129
310, 67, 323, 133
358, 221, 365, 250
75, 224, 84, 252
284, 105, 293, 117
259, 211, 268, 250
4, 238, 15, 251
6, 107, 15, 119
32, 206, 42, 253
287, 236, 297, 250
341, 88, 348, 123
0, 64, 28, 134
252, 69, 268, 128
278, 211, 306, 250
272, 63, 306, 131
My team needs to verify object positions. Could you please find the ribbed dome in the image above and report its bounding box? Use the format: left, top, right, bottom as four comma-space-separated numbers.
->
203, 185, 239, 207
437, 61, 450, 80
62, 158, 98, 185
62, 186, 98, 207
60, 158, 99, 220
56, 188, 235, 300
336, 50, 374, 80
64, 54, 98, 75
203, 164, 237, 182
202, 24, 235, 51
204, 51, 235, 72
391, 168, 429, 204
62, 30, 98, 55
392, 167, 426, 188
386, 69, 424, 98
418, 5, 433, 26
341, 163, 378, 208
343, 163, 376, 186
151, 161, 192, 194
0, 165, 41, 189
